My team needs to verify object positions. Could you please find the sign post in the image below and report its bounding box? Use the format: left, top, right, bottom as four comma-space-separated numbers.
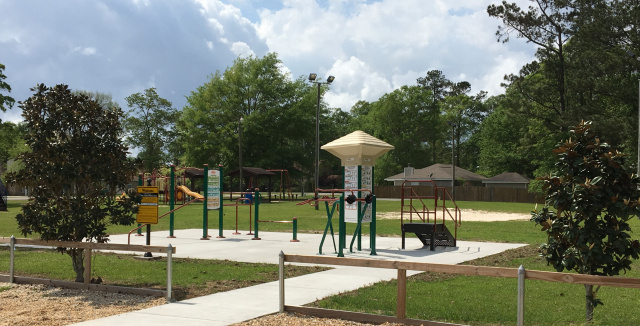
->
137, 186, 159, 257
201, 164, 210, 240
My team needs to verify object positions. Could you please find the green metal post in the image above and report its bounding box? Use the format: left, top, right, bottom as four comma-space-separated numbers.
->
357, 166, 362, 251
291, 217, 299, 242
370, 195, 377, 255
217, 165, 225, 238
340, 168, 346, 251
252, 189, 261, 240
338, 195, 345, 257
169, 165, 175, 238
137, 174, 143, 235
201, 164, 209, 240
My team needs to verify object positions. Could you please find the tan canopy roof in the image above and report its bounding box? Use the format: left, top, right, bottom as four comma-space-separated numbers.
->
321, 130, 394, 166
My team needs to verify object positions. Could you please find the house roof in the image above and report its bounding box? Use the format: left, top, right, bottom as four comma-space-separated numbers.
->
483, 172, 530, 183
226, 167, 275, 177
385, 164, 487, 182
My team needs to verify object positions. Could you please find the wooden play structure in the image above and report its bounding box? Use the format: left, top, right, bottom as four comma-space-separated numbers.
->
400, 180, 461, 250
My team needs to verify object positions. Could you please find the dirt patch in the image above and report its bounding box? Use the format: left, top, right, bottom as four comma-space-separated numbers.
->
376, 209, 530, 222
234, 312, 405, 326
0, 282, 165, 326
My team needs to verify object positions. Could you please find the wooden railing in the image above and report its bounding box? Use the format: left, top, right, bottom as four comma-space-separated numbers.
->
278, 253, 640, 326
0, 236, 176, 301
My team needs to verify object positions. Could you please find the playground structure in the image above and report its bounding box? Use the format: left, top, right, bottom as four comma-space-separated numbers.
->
266, 169, 294, 201
128, 165, 299, 244
400, 180, 460, 250
298, 187, 377, 257
227, 167, 299, 202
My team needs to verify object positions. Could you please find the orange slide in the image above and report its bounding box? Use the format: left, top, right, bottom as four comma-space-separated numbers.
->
176, 185, 204, 201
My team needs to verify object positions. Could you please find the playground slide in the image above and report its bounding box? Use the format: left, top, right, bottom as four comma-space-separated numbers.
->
176, 185, 204, 200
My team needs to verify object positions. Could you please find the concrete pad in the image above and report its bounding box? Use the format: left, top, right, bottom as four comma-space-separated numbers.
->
73, 229, 526, 326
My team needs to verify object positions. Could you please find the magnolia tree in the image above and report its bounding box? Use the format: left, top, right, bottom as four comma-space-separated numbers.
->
10, 84, 139, 282
531, 121, 640, 322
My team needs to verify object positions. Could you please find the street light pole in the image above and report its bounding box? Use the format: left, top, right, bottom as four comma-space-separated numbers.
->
451, 124, 456, 202
315, 82, 320, 208
308, 73, 335, 210
239, 117, 243, 192
448, 121, 456, 201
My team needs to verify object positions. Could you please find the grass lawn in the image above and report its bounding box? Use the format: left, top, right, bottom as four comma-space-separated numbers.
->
0, 247, 327, 301
3, 197, 640, 325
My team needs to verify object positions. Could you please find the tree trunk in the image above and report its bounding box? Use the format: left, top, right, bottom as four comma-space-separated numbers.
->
585, 284, 594, 323
68, 248, 84, 283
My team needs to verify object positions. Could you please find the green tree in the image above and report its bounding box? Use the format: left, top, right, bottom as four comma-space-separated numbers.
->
9, 84, 139, 282
487, 0, 640, 174
124, 88, 179, 172
531, 121, 640, 322
0, 121, 26, 177
349, 85, 441, 184
179, 53, 315, 188
441, 91, 488, 171
477, 96, 533, 177
488, 0, 574, 121
0, 63, 15, 112
74, 90, 121, 110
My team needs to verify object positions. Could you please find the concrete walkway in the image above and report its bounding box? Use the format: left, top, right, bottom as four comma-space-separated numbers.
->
73, 229, 525, 326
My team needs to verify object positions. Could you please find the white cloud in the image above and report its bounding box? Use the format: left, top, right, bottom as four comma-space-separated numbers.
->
230, 41, 255, 58
0, 0, 538, 121
72, 46, 97, 56
257, 0, 537, 110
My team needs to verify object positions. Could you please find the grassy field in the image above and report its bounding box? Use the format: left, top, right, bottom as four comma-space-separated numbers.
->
3, 197, 640, 325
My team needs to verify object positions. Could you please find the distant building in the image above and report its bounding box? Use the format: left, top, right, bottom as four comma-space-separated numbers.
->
384, 164, 487, 187
482, 172, 530, 189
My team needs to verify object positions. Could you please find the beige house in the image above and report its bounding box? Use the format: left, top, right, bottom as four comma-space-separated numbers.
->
482, 172, 530, 189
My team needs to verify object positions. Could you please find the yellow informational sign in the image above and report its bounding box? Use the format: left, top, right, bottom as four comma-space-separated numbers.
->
137, 186, 159, 224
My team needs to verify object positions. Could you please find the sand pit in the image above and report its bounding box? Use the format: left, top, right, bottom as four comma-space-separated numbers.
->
376, 209, 530, 222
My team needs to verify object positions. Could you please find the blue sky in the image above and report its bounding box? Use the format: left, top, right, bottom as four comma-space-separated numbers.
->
0, 0, 537, 123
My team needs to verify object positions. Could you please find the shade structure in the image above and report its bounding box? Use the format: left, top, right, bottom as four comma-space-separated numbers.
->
321, 130, 394, 166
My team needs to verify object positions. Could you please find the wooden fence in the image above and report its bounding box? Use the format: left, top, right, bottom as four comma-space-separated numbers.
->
279, 253, 640, 326
0, 237, 176, 301
375, 185, 543, 203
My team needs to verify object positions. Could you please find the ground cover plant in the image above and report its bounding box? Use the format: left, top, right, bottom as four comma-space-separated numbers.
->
0, 247, 327, 301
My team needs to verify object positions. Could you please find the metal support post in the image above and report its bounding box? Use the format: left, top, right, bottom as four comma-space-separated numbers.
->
518, 265, 525, 326
217, 165, 225, 238
137, 174, 143, 236
252, 189, 261, 240
338, 195, 345, 257
169, 165, 176, 238
370, 195, 377, 255
9, 235, 15, 283
291, 218, 300, 242
279, 251, 285, 313
167, 244, 173, 302
201, 164, 209, 240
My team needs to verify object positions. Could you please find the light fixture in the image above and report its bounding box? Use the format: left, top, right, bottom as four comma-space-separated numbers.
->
308, 73, 335, 209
